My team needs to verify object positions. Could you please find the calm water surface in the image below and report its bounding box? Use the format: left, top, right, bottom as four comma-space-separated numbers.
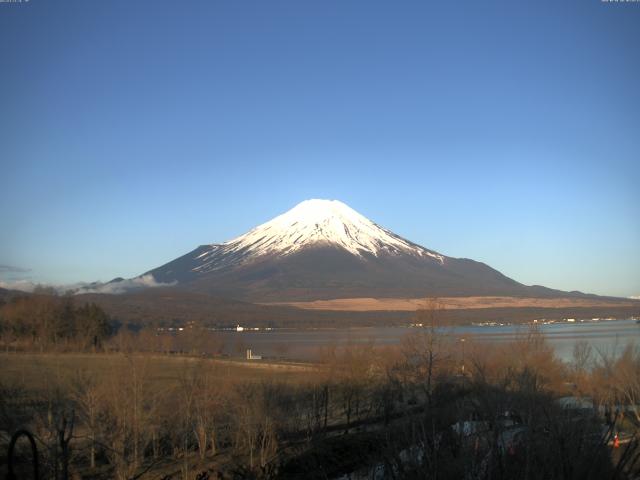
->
213, 318, 640, 362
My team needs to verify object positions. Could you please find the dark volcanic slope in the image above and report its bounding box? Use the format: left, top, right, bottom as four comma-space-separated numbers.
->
141, 199, 595, 302
75, 288, 410, 327
148, 244, 571, 302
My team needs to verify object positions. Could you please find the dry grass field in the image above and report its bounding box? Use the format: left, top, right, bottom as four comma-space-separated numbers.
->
266, 295, 640, 311
0, 352, 312, 391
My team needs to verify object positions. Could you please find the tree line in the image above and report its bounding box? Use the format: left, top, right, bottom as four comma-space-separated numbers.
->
1, 298, 639, 479
0, 294, 111, 352
1, 331, 639, 479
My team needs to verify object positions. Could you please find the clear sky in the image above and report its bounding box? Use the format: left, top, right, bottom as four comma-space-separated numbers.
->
1, 0, 639, 297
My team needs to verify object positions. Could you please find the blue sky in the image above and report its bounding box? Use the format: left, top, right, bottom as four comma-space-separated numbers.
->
1, 0, 638, 297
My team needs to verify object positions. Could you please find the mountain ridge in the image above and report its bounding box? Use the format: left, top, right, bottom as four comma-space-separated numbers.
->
143, 199, 595, 302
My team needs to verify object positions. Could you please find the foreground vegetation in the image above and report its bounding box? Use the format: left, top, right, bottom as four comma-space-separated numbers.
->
1, 296, 639, 479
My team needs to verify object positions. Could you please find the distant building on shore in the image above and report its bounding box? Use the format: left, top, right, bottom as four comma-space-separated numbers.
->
246, 349, 262, 360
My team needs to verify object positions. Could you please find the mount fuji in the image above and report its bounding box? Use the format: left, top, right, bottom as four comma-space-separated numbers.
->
142, 199, 571, 302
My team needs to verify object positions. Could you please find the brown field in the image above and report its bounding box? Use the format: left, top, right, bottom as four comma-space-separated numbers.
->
0, 352, 312, 390
265, 295, 640, 311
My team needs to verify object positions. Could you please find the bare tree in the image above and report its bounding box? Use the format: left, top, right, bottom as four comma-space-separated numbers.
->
603, 343, 640, 423
402, 297, 451, 407
230, 383, 279, 472
100, 355, 156, 480
31, 381, 76, 480
70, 370, 101, 469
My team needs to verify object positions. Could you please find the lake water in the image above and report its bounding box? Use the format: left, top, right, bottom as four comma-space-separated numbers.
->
212, 318, 640, 363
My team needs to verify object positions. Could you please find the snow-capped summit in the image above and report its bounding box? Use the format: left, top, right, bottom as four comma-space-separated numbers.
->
144, 199, 538, 301
210, 199, 444, 262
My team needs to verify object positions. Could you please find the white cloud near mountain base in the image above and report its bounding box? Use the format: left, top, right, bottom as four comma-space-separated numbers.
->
0, 275, 175, 295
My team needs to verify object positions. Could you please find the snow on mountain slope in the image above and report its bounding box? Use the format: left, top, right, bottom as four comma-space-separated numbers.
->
193, 199, 444, 273
143, 198, 583, 301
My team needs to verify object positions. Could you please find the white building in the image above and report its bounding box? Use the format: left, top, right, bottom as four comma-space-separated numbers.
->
246, 349, 262, 360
